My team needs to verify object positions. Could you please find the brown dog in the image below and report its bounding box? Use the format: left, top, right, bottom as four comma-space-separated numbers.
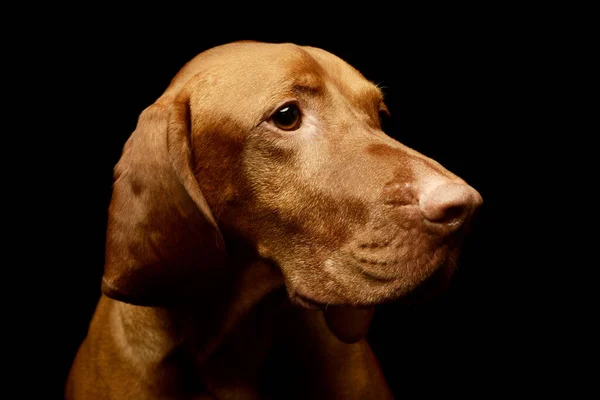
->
65, 41, 482, 399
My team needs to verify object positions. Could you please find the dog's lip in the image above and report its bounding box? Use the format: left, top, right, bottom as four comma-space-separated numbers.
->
351, 250, 451, 285
293, 292, 327, 309
347, 257, 403, 283
292, 290, 378, 309
356, 267, 399, 282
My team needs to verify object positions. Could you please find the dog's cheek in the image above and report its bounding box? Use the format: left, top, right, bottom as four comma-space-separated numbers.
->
241, 135, 372, 273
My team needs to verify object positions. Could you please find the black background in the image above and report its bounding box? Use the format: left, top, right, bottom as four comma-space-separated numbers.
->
26, 8, 579, 398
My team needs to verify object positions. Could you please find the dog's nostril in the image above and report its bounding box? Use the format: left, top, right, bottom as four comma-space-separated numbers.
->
419, 182, 482, 229
437, 204, 466, 225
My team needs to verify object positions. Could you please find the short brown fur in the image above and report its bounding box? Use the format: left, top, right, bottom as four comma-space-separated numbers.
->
66, 41, 481, 399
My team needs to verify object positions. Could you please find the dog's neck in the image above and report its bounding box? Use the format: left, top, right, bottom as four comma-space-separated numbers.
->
108, 260, 287, 385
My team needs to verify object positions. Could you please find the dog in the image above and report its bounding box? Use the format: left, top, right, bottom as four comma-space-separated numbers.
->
65, 40, 482, 399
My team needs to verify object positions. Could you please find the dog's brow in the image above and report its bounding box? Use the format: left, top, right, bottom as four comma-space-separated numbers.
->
361, 86, 384, 104
288, 71, 325, 96
292, 83, 323, 96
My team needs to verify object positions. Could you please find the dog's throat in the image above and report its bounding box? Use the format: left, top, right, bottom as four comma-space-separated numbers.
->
323, 305, 374, 344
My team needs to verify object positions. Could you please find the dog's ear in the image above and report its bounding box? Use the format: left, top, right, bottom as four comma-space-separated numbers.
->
101, 92, 227, 306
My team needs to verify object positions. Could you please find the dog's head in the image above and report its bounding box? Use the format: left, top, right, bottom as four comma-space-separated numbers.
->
102, 41, 482, 340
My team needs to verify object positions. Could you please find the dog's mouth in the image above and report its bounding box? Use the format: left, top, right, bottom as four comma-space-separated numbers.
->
279, 235, 459, 344
288, 255, 456, 343
293, 292, 374, 344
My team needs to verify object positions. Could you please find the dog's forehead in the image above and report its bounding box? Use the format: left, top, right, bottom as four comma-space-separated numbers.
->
172, 41, 381, 101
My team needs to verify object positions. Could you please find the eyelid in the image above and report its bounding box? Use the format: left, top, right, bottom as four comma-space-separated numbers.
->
378, 103, 390, 116
258, 99, 301, 127
269, 100, 301, 118
267, 101, 303, 125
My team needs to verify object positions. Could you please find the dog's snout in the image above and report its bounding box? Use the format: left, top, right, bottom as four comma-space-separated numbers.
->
419, 182, 482, 231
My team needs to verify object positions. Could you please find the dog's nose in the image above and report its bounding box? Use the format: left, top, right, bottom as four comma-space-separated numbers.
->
419, 182, 482, 231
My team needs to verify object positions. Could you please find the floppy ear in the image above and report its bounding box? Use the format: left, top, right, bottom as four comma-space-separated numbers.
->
101, 93, 227, 306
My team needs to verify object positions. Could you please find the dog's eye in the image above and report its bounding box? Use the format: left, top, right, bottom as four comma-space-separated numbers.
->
378, 105, 390, 130
271, 104, 302, 131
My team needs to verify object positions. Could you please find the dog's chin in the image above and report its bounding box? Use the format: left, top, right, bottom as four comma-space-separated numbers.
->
286, 256, 457, 343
